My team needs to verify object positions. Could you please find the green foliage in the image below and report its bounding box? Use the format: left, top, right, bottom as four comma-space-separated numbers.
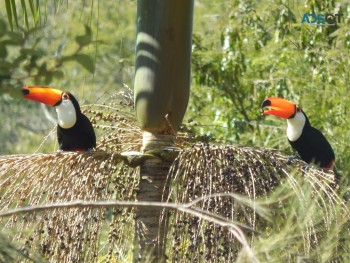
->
5, 0, 61, 30
0, 16, 98, 154
189, 0, 350, 177
239, 178, 350, 262
0, 1, 136, 154
63, 53, 95, 74
0, 18, 95, 94
75, 25, 93, 47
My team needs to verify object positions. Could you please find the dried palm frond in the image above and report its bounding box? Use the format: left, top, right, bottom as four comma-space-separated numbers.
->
0, 143, 344, 262
0, 89, 195, 262
0, 91, 142, 262
166, 144, 344, 262
0, 151, 138, 262
84, 89, 142, 153
0, 230, 45, 262
0, 90, 345, 262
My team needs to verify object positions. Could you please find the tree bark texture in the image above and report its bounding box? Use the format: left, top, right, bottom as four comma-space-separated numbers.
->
133, 132, 175, 262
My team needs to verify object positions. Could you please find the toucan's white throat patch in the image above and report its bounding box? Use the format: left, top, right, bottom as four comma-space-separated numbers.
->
55, 100, 77, 129
286, 111, 306, 142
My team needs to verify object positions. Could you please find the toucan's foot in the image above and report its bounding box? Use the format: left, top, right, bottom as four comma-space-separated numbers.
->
57, 149, 64, 152
86, 148, 94, 152
287, 154, 301, 165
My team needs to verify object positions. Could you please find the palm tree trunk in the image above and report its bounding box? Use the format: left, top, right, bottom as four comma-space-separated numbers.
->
133, 132, 174, 262
133, 0, 194, 261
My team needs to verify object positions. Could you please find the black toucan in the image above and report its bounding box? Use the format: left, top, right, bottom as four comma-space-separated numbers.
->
21, 86, 96, 151
261, 97, 335, 169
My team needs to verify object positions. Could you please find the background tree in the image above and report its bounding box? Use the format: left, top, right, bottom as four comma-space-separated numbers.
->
188, 0, 349, 177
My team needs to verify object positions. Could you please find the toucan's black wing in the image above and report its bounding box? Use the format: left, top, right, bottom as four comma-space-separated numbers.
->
289, 126, 335, 168
79, 113, 96, 149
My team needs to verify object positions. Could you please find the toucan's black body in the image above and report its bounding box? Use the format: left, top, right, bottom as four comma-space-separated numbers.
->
261, 97, 335, 169
57, 116, 96, 151
288, 113, 335, 168
56, 93, 96, 151
22, 86, 96, 152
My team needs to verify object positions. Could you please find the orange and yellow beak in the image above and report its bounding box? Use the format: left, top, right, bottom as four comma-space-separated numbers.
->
21, 86, 63, 106
261, 97, 297, 119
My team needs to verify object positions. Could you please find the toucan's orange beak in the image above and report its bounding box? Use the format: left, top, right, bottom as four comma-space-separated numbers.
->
21, 86, 63, 106
261, 97, 297, 119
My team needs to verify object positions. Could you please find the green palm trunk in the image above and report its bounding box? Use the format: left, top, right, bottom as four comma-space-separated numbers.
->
133, 0, 194, 261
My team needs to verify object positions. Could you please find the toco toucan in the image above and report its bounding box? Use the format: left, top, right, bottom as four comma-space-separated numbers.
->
22, 86, 96, 151
261, 97, 335, 169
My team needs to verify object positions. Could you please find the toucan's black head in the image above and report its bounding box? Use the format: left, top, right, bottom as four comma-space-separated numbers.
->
57, 92, 82, 114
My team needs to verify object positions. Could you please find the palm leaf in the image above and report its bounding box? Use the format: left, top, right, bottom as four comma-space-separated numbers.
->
167, 144, 343, 261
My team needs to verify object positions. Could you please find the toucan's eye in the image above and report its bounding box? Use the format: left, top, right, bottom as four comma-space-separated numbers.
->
62, 93, 70, 100
296, 106, 301, 112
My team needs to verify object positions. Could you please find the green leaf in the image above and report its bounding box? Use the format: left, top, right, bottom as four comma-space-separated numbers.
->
52, 70, 64, 79
0, 61, 13, 74
34, 0, 40, 26
5, 0, 13, 31
44, 73, 53, 85
38, 62, 47, 74
10, 0, 18, 29
20, 48, 39, 56
0, 20, 7, 37
0, 45, 8, 59
74, 53, 95, 73
75, 25, 92, 46
28, 0, 40, 27
5, 32, 24, 45
28, 0, 35, 17
20, 0, 29, 30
